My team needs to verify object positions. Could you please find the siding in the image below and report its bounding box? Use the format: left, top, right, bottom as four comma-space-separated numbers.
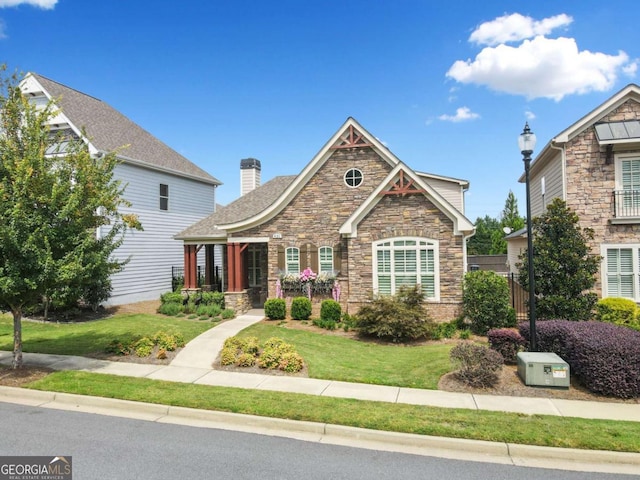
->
422, 177, 465, 212
101, 162, 216, 304
529, 152, 563, 217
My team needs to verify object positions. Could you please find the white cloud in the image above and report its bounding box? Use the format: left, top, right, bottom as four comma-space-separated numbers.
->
525, 110, 536, 120
470, 13, 572, 46
447, 33, 635, 101
0, 0, 57, 8
438, 106, 480, 122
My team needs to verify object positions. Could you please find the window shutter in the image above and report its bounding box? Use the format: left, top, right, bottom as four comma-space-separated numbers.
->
310, 244, 319, 273
300, 244, 309, 270
277, 246, 285, 271
334, 242, 342, 274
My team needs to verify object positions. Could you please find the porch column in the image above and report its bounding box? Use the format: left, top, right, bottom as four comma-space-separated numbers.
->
205, 244, 215, 287
226, 242, 249, 292
183, 245, 198, 289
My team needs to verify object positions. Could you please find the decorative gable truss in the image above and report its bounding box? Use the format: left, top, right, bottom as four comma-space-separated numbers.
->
330, 124, 374, 150
339, 163, 475, 237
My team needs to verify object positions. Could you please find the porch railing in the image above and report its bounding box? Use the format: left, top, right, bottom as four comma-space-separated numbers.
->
613, 190, 640, 218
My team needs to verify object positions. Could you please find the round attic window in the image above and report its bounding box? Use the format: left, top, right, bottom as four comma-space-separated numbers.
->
344, 168, 363, 188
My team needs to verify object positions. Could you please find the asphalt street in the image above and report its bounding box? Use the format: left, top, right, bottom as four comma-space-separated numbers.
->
0, 402, 637, 480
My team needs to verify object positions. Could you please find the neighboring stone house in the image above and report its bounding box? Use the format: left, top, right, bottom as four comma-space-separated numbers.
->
20, 73, 222, 305
506, 84, 640, 301
176, 118, 475, 320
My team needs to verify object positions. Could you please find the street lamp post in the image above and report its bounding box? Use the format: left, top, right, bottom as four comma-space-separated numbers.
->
519, 122, 537, 351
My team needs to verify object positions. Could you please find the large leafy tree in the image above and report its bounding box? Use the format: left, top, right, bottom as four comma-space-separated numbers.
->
468, 192, 525, 255
518, 198, 599, 320
0, 68, 141, 367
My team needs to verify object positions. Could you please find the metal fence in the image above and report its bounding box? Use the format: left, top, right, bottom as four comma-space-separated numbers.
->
500, 272, 528, 320
170, 266, 222, 292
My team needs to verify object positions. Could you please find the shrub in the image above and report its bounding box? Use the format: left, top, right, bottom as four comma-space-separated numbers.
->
595, 297, 639, 330
291, 296, 312, 320
459, 329, 471, 340
431, 321, 458, 340
201, 291, 225, 308
519, 320, 640, 398
158, 302, 182, 316
236, 352, 257, 367
313, 318, 337, 330
153, 331, 178, 351
487, 328, 525, 364
354, 286, 433, 342
450, 342, 504, 388
105, 339, 130, 356
133, 337, 154, 358
220, 308, 236, 319
196, 304, 222, 318
258, 341, 295, 369
320, 300, 342, 323
160, 291, 183, 304
462, 271, 515, 335
264, 298, 286, 320
220, 347, 236, 366
279, 351, 304, 373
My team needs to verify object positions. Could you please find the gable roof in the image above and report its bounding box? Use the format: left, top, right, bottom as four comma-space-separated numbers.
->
339, 162, 474, 237
21, 73, 221, 185
176, 117, 473, 240
175, 175, 297, 241
524, 83, 640, 181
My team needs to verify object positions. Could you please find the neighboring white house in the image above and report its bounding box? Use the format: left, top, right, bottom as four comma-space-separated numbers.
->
20, 73, 221, 305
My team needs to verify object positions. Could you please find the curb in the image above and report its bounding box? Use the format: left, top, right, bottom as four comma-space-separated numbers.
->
1, 386, 639, 474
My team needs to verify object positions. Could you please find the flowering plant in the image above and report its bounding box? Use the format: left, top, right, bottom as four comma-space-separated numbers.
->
299, 267, 317, 283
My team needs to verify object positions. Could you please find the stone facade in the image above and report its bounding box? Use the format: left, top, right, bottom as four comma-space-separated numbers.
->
229, 145, 467, 321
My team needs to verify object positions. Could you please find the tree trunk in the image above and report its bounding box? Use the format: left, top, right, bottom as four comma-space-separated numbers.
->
12, 308, 23, 369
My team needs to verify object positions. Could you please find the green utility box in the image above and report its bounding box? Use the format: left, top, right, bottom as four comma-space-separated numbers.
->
517, 352, 570, 388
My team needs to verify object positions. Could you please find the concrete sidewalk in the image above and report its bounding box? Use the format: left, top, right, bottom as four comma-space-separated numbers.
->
1, 309, 639, 422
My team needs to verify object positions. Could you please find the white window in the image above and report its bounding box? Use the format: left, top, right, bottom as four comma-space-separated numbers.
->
319, 246, 333, 274
373, 237, 439, 300
160, 184, 169, 211
602, 244, 640, 301
614, 154, 640, 217
285, 247, 300, 274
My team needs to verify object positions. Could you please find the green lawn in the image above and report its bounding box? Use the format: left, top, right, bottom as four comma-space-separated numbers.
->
237, 323, 452, 389
0, 313, 215, 356
27, 371, 640, 453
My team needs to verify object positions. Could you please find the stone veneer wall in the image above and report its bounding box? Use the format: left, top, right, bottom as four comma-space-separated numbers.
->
230, 146, 466, 321
562, 98, 640, 296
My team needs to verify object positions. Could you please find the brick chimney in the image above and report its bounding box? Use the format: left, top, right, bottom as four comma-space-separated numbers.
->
240, 158, 261, 196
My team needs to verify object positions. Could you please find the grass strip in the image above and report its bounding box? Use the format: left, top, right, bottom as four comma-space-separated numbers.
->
26, 371, 640, 453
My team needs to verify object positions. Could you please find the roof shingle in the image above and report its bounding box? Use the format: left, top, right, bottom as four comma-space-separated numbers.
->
30, 73, 221, 185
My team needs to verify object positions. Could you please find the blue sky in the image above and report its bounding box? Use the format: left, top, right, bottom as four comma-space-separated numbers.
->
1, 0, 638, 221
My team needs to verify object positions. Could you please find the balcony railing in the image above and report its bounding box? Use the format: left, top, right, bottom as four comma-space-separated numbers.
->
613, 190, 640, 218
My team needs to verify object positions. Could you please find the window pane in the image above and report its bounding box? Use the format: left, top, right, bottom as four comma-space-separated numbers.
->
319, 247, 333, 273
377, 275, 392, 295
286, 248, 299, 274
377, 250, 390, 273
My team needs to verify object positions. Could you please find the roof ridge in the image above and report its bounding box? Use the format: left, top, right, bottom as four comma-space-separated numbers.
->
30, 72, 103, 103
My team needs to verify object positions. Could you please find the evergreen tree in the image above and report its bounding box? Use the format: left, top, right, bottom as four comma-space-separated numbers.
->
0, 67, 141, 367
518, 198, 599, 320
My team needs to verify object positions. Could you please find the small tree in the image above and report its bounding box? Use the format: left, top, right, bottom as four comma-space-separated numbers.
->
462, 270, 515, 334
518, 198, 599, 321
0, 67, 141, 367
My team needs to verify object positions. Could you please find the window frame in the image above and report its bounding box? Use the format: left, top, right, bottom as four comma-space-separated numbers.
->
160, 183, 169, 211
344, 168, 363, 188
372, 237, 439, 301
285, 247, 300, 275
319, 246, 334, 274
247, 245, 262, 287
601, 244, 640, 301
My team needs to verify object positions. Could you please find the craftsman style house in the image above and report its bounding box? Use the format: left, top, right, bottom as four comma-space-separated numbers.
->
506, 84, 640, 301
176, 118, 475, 320
20, 73, 221, 305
